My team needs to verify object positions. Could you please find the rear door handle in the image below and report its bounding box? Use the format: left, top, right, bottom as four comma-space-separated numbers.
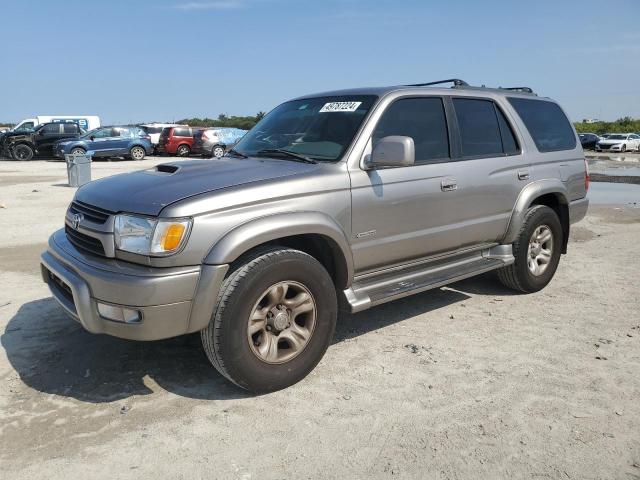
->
518, 170, 530, 181
441, 177, 458, 192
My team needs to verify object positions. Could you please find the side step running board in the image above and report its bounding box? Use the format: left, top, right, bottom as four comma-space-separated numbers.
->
344, 245, 514, 313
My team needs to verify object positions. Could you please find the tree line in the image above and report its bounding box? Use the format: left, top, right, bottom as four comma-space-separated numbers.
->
175, 112, 266, 130
573, 117, 640, 135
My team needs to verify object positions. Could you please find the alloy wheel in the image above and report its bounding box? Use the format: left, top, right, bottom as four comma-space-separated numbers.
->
527, 225, 553, 276
131, 146, 145, 160
247, 281, 317, 364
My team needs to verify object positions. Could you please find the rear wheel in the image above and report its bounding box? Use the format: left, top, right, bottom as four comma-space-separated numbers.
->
129, 145, 146, 160
212, 145, 225, 158
201, 247, 337, 392
497, 205, 563, 293
12, 144, 34, 161
176, 144, 190, 157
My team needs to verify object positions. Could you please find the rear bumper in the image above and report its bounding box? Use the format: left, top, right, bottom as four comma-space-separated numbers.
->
569, 197, 589, 224
41, 229, 228, 340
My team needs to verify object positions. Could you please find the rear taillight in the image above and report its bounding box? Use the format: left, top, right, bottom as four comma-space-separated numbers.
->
584, 158, 590, 192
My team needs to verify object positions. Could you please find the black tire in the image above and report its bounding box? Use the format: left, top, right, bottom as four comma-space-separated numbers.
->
176, 144, 190, 157
212, 145, 225, 158
497, 205, 563, 293
201, 246, 337, 393
70, 147, 86, 156
622, 144, 627, 152
12, 144, 34, 161
129, 145, 146, 161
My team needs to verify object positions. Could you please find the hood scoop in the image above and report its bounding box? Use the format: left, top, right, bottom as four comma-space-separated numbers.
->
154, 163, 180, 174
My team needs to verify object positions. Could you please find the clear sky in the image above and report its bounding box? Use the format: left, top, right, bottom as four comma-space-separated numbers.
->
1, 0, 638, 124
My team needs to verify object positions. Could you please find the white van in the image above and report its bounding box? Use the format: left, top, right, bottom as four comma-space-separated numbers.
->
11, 115, 101, 132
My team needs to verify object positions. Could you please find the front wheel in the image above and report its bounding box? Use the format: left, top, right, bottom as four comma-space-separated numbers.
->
70, 147, 86, 156
621, 144, 627, 152
12, 144, 34, 160
129, 145, 146, 160
201, 247, 337, 392
212, 145, 225, 158
497, 205, 563, 293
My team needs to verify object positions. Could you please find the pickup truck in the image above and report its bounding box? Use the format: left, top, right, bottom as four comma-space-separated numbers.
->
41, 79, 589, 392
1, 122, 84, 160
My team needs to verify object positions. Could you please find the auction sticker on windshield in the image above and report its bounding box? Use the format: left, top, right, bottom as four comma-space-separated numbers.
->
319, 101, 362, 113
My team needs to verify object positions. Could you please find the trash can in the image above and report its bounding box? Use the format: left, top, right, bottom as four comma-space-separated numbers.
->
65, 153, 92, 187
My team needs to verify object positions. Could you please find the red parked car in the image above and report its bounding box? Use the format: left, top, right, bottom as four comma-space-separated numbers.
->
156, 126, 202, 157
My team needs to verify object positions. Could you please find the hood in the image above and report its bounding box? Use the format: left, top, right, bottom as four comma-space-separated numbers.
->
75, 158, 319, 216
599, 138, 626, 144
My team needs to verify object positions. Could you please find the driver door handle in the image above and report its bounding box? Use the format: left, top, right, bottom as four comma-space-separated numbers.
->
441, 177, 458, 192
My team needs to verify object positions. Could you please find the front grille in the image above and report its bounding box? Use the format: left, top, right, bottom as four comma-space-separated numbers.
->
65, 225, 106, 256
69, 200, 111, 224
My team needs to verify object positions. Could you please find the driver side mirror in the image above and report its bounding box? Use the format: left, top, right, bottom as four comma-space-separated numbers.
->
368, 136, 415, 168
39, 129, 46, 136
90, 136, 95, 141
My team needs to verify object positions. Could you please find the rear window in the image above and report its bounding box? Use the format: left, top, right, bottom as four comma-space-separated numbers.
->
173, 127, 191, 137
508, 98, 576, 152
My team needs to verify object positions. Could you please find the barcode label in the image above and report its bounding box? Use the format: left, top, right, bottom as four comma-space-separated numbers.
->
319, 101, 362, 113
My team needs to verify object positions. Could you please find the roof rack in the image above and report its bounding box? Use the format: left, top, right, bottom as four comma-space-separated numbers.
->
405, 78, 469, 88
499, 86, 534, 93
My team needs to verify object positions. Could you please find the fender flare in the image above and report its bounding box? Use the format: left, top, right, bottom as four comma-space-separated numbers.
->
203, 211, 354, 286
502, 179, 569, 245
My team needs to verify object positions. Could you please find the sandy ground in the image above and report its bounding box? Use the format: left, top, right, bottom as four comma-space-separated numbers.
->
1, 157, 639, 479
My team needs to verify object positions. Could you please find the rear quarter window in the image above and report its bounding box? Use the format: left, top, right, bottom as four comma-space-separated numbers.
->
508, 98, 576, 152
173, 128, 191, 137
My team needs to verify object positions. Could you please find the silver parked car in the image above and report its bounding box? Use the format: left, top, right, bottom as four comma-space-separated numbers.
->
41, 79, 589, 392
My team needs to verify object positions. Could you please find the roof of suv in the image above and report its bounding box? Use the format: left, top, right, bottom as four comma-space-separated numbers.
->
294, 80, 544, 102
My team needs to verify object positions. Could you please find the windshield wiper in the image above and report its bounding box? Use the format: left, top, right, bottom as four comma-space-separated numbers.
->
256, 148, 317, 164
225, 148, 248, 158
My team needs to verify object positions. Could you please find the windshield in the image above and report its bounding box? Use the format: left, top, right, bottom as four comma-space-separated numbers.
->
233, 95, 377, 161
607, 134, 627, 140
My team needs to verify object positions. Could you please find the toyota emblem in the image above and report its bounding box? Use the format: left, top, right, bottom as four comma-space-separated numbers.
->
71, 213, 83, 229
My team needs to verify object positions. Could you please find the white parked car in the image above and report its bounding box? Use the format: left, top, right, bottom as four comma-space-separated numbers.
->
595, 133, 640, 152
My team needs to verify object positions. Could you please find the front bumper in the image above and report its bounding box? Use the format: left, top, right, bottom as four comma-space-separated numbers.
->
596, 144, 622, 151
41, 229, 228, 340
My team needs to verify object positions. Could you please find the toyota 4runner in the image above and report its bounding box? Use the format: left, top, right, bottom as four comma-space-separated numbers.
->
41, 79, 589, 392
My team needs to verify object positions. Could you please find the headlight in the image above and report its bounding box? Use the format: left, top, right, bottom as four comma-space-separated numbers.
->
114, 214, 192, 256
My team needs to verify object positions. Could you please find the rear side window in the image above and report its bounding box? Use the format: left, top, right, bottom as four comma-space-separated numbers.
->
508, 98, 576, 152
63, 123, 79, 134
453, 99, 503, 157
373, 97, 449, 164
173, 128, 190, 137
42, 123, 60, 134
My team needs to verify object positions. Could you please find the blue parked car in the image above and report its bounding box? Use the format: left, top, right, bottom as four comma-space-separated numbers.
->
54, 126, 153, 160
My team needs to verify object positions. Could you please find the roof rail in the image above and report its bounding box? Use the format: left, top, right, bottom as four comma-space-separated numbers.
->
499, 86, 534, 93
406, 78, 469, 88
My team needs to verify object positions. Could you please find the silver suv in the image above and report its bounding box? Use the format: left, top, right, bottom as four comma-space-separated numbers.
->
41, 79, 589, 392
